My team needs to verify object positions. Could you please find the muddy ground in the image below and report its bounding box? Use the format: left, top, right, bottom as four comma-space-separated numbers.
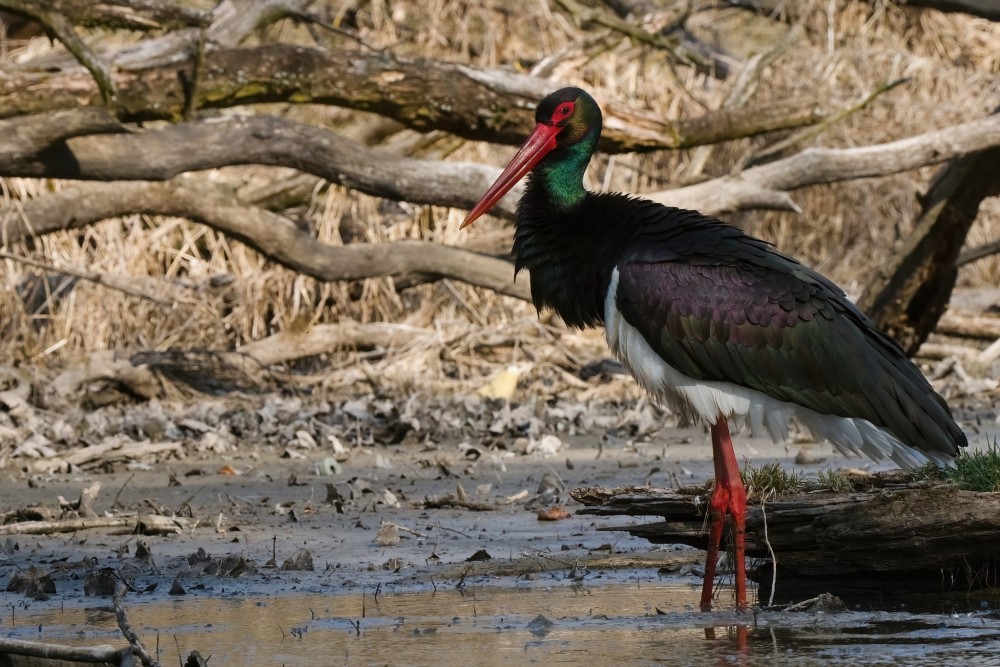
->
2, 375, 992, 608
0, 356, 998, 667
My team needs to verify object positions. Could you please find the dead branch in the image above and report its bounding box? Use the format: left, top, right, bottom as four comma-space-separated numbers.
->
0, 0, 208, 32
0, 0, 117, 105
5, 106, 999, 222
685, 23, 802, 178
958, 238, 1000, 266
0, 42, 826, 152
0, 177, 532, 301
857, 135, 1000, 355
0, 513, 187, 535
0, 516, 133, 534
48, 350, 161, 402
0, 107, 123, 165
114, 581, 158, 667
0, 112, 515, 218
745, 76, 909, 167
573, 482, 1000, 594
739, 0, 1000, 23
0, 249, 183, 305
0, 637, 131, 664
651, 111, 1000, 212
236, 321, 430, 366
937, 309, 1000, 340
879, 0, 1000, 21
553, 0, 712, 69
21, 0, 316, 72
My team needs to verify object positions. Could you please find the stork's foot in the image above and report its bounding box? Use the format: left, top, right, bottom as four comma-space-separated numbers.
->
700, 418, 748, 612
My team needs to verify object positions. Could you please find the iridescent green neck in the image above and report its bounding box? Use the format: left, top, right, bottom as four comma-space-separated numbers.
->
537, 133, 597, 210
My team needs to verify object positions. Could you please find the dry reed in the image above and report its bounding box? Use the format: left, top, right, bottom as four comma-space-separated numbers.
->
0, 0, 997, 391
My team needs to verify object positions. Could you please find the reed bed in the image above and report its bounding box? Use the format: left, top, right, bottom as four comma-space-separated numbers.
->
1, 0, 997, 392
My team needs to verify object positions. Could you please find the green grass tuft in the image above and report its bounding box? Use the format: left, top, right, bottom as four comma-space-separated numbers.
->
816, 469, 855, 493
945, 440, 1000, 492
741, 461, 803, 498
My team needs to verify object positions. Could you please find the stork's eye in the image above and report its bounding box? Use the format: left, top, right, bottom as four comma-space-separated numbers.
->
551, 102, 575, 123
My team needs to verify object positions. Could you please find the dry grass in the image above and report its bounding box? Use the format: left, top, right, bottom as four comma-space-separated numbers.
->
1, 0, 998, 386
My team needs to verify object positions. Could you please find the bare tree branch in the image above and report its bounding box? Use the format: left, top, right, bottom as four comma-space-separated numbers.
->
4, 106, 999, 222
857, 139, 1000, 354
650, 111, 1000, 212
0, 112, 517, 217
0, 0, 208, 32
0, 43, 826, 153
0, 178, 532, 301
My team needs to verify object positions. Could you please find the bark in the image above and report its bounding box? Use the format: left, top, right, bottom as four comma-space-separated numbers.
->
0, 0, 208, 32
856, 141, 1000, 355
573, 482, 1000, 596
0, 43, 825, 152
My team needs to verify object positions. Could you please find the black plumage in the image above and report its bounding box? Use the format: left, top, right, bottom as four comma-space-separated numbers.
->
515, 182, 965, 462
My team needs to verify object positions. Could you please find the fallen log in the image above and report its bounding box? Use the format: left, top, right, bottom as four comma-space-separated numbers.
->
572, 481, 1000, 599
0, 637, 132, 665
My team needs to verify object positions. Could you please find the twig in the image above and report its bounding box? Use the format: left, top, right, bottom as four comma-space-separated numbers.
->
686, 23, 803, 178
112, 473, 136, 509
761, 490, 777, 608
0, 250, 186, 306
385, 522, 428, 539
114, 579, 159, 666
744, 77, 910, 167
552, 0, 711, 69
434, 522, 473, 539
181, 29, 206, 121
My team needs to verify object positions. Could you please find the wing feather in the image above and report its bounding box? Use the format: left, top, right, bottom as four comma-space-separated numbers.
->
615, 251, 964, 459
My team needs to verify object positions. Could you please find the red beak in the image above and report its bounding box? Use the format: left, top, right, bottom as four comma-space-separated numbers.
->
461, 122, 562, 228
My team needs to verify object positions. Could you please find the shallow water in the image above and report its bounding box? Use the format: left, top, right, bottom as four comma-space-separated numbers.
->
11, 579, 1000, 666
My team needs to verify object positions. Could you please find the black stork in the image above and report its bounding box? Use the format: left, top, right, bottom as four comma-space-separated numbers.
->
461, 87, 967, 611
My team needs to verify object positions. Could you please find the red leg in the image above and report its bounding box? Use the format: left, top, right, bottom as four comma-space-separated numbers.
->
699, 417, 748, 611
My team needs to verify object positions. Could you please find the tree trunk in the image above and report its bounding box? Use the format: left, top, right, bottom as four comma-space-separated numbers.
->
857, 136, 1000, 355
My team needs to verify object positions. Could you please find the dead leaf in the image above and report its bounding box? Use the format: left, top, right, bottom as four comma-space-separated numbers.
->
537, 506, 571, 521
375, 522, 400, 546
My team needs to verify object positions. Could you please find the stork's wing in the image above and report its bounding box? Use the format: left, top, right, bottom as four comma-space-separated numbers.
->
613, 253, 964, 458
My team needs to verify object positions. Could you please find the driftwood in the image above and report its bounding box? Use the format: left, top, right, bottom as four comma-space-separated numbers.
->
937, 309, 1000, 341
0, 638, 135, 666
0, 513, 188, 535
573, 482, 1000, 597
